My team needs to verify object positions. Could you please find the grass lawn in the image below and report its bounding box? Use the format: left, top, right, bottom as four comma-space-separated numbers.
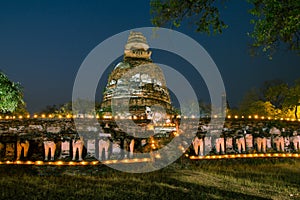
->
0, 158, 299, 200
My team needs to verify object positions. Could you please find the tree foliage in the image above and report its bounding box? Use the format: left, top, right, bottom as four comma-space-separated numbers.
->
237, 79, 300, 119
0, 72, 24, 113
259, 79, 288, 109
150, 0, 300, 56
150, 0, 228, 35
249, 0, 300, 57
283, 79, 300, 119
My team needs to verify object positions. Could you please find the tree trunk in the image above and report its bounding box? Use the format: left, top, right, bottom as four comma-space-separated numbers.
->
295, 105, 298, 120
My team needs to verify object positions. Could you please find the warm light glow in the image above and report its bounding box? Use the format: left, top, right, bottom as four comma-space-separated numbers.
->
41, 114, 45, 118
12, 116, 16, 119
5, 116, 9, 119
34, 114, 38, 118
27, 115, 30, 118
35, 161, 43, 165
104, 160, 111, 164
18, 116, 23, 119
241, 116, 244, 119
48, 114, 52, 118
248, 115, 252, 119
227, 115, 231, 119
133, 116, 137, 120
234, 115, 238, 119
58, 115, 62, 118
261, 116, 265, 119
80, 161, 88, 165
268, 117, 271, 120
254, 115, 258, 119
92, 161, 98, 165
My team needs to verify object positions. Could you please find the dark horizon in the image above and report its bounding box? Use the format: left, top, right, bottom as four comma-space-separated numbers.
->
0, 1, 299, 113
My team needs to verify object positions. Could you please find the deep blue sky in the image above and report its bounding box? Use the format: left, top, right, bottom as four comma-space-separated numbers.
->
0, 0, 299, 113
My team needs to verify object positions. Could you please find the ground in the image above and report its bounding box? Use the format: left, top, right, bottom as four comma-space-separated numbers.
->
0, 158, 299, 200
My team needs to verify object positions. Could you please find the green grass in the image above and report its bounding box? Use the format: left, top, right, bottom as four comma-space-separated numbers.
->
0, 158, 299, 200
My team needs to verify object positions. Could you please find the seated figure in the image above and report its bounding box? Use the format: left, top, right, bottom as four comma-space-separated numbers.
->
215, 137, 225, 154
99, 139, 110, 160
256, 137, 267, 153
72, 136, 84, 161
44, 140, 56, 161
16, 139, 30, 160
290, 131, 300, 151
193, 136, 204, 156
123, 138, 135, 158
236, 136, 246, 154
270, 127, 285, 152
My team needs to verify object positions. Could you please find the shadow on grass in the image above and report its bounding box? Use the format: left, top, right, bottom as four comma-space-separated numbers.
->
0, 164, 272, 200
192, 158, 300, 187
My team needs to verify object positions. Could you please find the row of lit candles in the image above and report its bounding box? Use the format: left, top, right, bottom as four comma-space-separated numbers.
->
0, 154, 298, 165
0, 114, 299, 121
189, 153, 300, 160
0, 158, 151, 166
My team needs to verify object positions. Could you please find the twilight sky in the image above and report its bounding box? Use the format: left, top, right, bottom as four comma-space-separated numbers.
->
0, 0, 299, 113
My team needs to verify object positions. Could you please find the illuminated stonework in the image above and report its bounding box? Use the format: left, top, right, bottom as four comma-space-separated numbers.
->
101, 31, 173, 119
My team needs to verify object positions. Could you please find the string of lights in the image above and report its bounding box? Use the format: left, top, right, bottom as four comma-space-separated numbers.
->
0, 114, 300, 122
